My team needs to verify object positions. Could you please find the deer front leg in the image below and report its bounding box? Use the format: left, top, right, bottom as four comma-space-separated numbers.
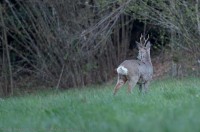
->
144, 81, 150, 93
138, 83, 143, 93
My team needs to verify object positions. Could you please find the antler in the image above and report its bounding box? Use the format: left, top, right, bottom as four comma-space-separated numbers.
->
144, 34, 149, 45
139, 34, 146, 46
140, 34, 143, 43
137, 34, 150, 47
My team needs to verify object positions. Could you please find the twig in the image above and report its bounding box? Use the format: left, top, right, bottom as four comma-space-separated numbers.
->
56, 64, 65, 90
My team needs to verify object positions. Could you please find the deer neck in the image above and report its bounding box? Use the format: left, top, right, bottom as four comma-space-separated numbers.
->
141, 51, 152, 65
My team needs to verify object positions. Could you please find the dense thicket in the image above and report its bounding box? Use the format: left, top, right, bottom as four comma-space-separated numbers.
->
0, 0, 200, 96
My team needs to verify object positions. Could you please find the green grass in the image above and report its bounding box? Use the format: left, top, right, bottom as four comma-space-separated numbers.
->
0, 77, 200, 132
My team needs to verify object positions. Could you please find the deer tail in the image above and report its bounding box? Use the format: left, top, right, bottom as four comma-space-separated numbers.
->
117, 66, 128, 75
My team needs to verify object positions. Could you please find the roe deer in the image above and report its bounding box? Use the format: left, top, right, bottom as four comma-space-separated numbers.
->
113, 34, 153, 95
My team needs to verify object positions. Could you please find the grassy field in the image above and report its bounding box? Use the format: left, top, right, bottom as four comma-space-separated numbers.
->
0, 77, 200, 132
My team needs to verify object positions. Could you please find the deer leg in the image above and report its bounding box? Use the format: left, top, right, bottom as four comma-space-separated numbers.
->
127, 76, 139, 94
113, 80, 125, 95
144, 81, 150, 93
139, 83, 143, 93
113, 75, 127, 95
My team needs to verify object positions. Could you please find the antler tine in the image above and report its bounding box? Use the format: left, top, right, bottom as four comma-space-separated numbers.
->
140, 34, 143, 43
144, 34, 149, 45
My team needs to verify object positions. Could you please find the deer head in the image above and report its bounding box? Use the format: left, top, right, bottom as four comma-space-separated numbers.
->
136, 34, 151, 62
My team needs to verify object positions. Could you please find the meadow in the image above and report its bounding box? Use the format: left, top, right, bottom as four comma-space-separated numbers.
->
0, 77, 200, 132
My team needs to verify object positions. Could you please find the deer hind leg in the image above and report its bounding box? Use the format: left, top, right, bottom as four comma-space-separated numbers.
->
127, 76, 139, 94
113, 75, 127, 95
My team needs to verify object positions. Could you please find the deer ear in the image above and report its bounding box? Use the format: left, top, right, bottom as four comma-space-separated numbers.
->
136, 41, 142, 49
146, 41, 151, 49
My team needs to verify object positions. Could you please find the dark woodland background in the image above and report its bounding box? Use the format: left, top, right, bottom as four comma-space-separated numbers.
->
0, 0, 200, 96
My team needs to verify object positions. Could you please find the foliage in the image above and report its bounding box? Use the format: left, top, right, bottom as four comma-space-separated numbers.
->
0, 77, 200, 132
128, 0, 200, 55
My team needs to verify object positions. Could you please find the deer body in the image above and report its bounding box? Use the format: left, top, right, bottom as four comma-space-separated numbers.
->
113, 35, 153, 95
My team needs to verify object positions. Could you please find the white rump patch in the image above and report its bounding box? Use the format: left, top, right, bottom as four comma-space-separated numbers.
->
117, 66, 128, 75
